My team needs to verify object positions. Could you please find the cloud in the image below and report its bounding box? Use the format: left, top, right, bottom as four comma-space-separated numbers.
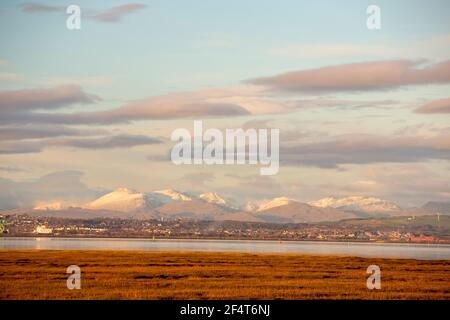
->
0, 142, 41, 154
0, 82, 404, 126
93, 3, 146, 23
0, 171, 100, 210
249, 59, 450, 92
123, 92, 398, 123
19, 102, 250, 125
0, 85, 99, 113
0, 86, 255, 125
0, 125, 104, 141
416, 98, 450, 114
0, 134, 161, 154
57, 134, 161, 149
0, 85, 101, 125
21, 3, 146, 23
21, 3, 61, 13
98, 100, 250, 121
280, 133, 450, 168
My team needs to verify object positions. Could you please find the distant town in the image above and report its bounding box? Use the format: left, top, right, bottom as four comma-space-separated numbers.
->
1, 214, 449, 244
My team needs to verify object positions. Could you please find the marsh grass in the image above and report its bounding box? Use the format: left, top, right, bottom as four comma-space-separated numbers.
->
0, 250, 449, 300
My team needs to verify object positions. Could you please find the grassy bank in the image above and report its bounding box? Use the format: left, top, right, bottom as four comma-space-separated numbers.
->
0, 250, 449, 299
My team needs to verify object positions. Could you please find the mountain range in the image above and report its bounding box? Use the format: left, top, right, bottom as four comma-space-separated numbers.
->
12, 187, 449, 224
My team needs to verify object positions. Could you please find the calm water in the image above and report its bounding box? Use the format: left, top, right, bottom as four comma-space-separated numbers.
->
1, 237, 450, 260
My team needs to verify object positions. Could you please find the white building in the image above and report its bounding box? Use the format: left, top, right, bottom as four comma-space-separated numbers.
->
35, 225, 53, 234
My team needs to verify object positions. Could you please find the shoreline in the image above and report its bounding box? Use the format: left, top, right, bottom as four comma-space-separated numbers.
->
2, 235, 449, 246
2, 236, 450, 261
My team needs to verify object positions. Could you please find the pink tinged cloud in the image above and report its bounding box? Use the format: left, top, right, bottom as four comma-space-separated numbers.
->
21, 3, 60, 13
93, 4, 146, 22
249, 59, 450, 92
416, 98, 450, 114
0, 85, 99, 112
0, 85, 252, 125
0, 134, 161, 154
279, 133, 450, 168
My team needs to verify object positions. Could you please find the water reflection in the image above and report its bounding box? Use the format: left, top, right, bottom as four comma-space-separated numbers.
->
1, 237, 449, 260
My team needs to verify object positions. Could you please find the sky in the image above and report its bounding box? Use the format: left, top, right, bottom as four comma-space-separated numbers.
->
0, 0, 449, 209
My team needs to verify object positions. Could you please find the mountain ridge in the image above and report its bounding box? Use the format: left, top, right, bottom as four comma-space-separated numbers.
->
307, 196, 401, 213
9, 187, 449, 223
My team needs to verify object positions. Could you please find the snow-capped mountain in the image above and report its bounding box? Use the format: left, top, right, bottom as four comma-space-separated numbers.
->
200, 192, 226, 205
84, 187, 155, 212
255, 197, 293, 212
244, 197, 295, 212
154, 189, 192, 202
24, 187, 421, 223
246, 197, 359, 223
308, 196, 401, 213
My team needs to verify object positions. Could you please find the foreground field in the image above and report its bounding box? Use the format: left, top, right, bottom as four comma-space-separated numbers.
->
0, 250, 449, 299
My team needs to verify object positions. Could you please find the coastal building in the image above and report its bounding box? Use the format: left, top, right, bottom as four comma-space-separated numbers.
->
34, 225, 53, 234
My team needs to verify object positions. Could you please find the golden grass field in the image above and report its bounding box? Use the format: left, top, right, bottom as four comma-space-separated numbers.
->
0, 250, 449, 300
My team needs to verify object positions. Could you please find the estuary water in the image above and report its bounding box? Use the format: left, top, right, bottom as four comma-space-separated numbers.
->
1, 237, 450, 260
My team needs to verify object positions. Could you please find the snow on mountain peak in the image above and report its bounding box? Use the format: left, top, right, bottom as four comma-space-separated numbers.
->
255, 197, 294, 212
307, 196, 401, 212
85, 187, 152, 212
154, 189, 192, 201
199, 192, 226, 205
